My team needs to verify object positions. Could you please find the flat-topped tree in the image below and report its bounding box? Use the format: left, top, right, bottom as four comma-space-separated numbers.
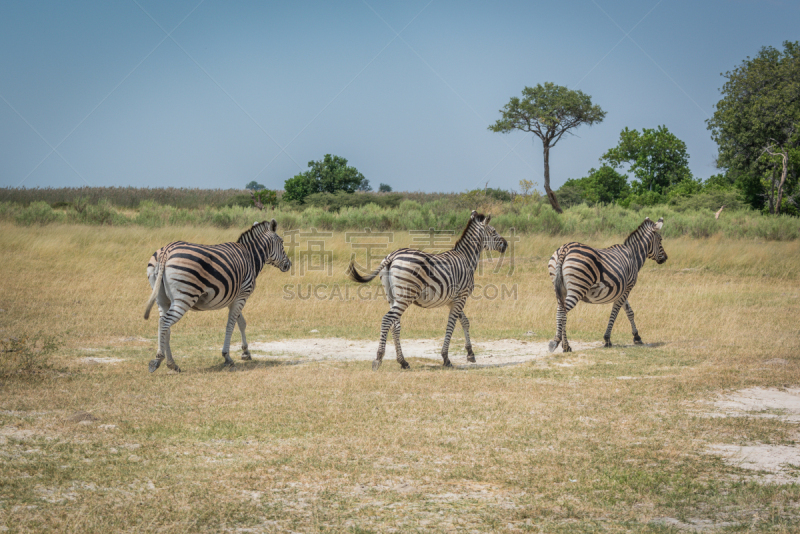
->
489, 83, 606, 213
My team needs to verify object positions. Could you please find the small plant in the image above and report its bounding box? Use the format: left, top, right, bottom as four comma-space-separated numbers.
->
0, 333, 61, 377
250, 189, 278, 210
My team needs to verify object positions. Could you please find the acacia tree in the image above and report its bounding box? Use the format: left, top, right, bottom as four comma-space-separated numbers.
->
707, 41, 799, 214
283, 154, 366, 204
489, 83, 606, 213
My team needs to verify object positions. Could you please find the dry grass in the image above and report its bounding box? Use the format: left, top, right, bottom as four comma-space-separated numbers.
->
1, 223, 799, 532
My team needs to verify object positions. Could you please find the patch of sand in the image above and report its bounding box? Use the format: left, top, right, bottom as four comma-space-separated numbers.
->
705, 388, 800, 484
234, 338, 601, 368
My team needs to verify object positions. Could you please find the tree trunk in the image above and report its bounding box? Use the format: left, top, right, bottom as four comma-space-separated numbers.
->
774, 150, 789, 215
542, 144, 563, 214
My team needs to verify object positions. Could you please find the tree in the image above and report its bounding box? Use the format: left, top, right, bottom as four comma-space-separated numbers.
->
489, 83, 606, 213
601, 125, 692, 196
555, 166, 630, 207
378, 183, 392, 192
245, 181, 265, 191
357, 178, 372, 192
283, 154, 366, 204
707, 41, 799, 214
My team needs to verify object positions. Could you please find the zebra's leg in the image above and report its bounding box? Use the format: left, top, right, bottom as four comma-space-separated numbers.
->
222, 299, 247, 367
375, 302, 410, 370
150, 313, 167, 372
441, 298, 467, 367
391, 321, 409, 369
237, 313, 251, 360
624, 300, 643, 344
153, 301, 193, 372
603, 298, 627, 348
459, 312, 475, 363
549, 302, 568, 353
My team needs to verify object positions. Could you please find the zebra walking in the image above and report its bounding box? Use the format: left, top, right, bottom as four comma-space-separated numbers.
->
548, 217, 667, 353
143, 219, 291, 373
347, 211, 508, 370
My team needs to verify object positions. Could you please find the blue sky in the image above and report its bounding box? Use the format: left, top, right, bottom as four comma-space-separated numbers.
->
1, 0, 797, 193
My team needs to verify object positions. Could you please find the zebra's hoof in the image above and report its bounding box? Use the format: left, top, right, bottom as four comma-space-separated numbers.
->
633, 335, 643, 345
372, 360, 382, 371
548, 340, 559, 353
443, 360, 452, 368
400, 361, 410, 370
603, 341, 612, 348
563, 346, 572, 353
241, 354, 252, 361
148, 359, 162, 373
467, 355, 476, 363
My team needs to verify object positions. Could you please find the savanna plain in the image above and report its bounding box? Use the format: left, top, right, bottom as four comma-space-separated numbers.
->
1, 223, 799, 533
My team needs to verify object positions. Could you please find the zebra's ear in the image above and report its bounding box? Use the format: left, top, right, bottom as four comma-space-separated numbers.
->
654, 217, 664, 231
470, 210, 477, 219
485, 214, 492, 224
270, 219, 278, 232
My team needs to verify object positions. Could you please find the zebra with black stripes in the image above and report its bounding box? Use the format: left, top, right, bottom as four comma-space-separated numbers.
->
347, 211, 508, 370
547, 217, 667, 353
143, 219, 291, 373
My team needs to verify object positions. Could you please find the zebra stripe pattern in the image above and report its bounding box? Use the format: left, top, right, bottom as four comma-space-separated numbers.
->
143, 219, 291, 372
547, 217, 667, 353
347, 211, 508, 370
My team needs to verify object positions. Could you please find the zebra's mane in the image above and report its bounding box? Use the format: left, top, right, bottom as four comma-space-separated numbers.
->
623, 218, 655, 246
237, 220, 272, 243
453, 212, 487, 249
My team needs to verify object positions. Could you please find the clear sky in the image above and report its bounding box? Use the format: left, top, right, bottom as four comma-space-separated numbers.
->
1, 0, 797, 193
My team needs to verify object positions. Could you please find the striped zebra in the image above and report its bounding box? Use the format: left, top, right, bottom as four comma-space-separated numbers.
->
347, 211, 508, 370
548, 217, 667, 353
143, 219, 291, 373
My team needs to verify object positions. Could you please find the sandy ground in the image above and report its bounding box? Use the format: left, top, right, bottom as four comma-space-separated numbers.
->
706, 387, 800, 484
233, 338, 603, 368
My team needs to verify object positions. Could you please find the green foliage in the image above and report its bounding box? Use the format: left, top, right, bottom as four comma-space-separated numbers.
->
251, 189, 278, 209
303, 191, 402, 211
601, 126, 692, 195
707, 41, 800, 212
703, 173, 735, 191
284, 154, 366, 204
0, 187, 246, 209
358, 178, 372, 192
557, 166, 631, 208
225, 193, 253, 208
245, 181, 265, 191
378, 183, 392, 193
15, 201, 63, 225
0, 333, 61, 378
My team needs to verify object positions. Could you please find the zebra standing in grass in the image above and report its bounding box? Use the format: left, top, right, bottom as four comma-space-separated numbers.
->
347, 211, 508, 370
548, 217, 667, 353
143, 219, 291, 373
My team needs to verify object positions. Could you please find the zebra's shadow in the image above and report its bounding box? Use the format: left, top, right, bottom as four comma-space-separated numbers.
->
199, 358, 312, 373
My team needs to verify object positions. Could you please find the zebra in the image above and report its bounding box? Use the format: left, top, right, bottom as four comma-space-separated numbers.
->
347, 211, 508, 370
143, 219, 291, 373
547, 217, 667, 353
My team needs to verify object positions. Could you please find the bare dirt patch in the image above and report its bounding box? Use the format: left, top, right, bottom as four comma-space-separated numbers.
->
706, 388, 800, 484
235, 338, 602, 367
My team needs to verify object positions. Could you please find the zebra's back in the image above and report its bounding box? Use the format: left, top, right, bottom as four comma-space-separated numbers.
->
148, 241, 254, 312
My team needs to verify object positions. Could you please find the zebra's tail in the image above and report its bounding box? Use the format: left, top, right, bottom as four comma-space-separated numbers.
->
143, 251, 167, 320
347, 258, 383, 284
553, 250, 568, 308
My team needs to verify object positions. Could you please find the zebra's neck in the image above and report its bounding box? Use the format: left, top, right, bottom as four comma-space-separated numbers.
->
240, 235, 268, 275
623, 225, 654, 270
452, 220, 484, 269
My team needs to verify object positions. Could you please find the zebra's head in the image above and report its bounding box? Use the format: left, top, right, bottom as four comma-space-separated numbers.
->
647, 217, 668, 264
243, 219, 292, 272
482, 216, 508, 254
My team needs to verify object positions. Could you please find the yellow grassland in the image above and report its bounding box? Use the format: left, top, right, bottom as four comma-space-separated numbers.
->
0, 223, 799, 532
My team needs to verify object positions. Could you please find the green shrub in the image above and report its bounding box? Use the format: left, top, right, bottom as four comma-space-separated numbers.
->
0, 333, 61, 378
15, 201, 63, 225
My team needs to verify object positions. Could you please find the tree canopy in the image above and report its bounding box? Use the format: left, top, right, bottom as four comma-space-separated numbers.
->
489, 83, 606, 213
283, 154, 366, 204
601, 125, 692, 196
245, 181, 265, 191
707, 41, 799, 214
